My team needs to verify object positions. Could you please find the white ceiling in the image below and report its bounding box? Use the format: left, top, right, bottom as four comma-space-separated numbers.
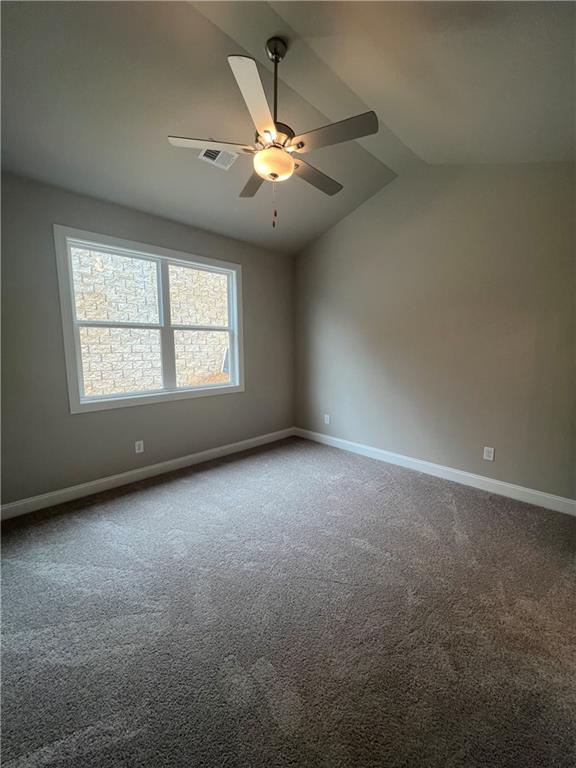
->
2, 2, 574, 255
271, 1, 575, 164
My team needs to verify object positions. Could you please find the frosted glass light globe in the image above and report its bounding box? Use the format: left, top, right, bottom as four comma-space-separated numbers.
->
253, 146, 295, 182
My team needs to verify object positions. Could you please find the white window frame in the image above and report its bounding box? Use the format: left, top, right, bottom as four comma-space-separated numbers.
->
54, 225, 244, 413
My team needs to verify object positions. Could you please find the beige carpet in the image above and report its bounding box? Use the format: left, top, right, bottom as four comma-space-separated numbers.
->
2, 437, 575, 767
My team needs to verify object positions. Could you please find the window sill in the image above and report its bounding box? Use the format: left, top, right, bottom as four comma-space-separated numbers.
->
70, 383, 245, 414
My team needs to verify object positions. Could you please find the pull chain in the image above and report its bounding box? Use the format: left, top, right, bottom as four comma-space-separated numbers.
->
272, 181, 278, 229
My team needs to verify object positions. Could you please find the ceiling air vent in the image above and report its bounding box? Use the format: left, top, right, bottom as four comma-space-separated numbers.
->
198, 148, 238, 170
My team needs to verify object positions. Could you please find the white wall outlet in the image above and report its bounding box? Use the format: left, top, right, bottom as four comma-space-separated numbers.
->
483, 446, 495, 462
135, 440, 144, 454
323, 414, 331, 425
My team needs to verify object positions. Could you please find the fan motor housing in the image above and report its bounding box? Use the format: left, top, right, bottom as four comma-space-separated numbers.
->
274, 122, 294, 146
256, 122, 294, 148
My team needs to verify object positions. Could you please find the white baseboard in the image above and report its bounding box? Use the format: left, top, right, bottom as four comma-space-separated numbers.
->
1, 428, 296, 521
4, 426, 574, 522
294, 428, 576, 518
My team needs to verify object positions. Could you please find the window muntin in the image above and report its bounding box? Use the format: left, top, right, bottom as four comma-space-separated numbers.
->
55, 226, 243, 412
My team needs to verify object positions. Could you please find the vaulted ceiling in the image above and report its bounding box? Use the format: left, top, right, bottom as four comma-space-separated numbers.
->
269, 1, 575, 165
2, 2, 574, 254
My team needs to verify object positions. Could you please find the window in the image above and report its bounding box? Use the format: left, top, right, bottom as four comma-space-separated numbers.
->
54, 226, 243, 413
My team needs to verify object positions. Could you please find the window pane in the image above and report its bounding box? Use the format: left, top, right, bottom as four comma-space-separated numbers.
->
79, 327, 162, 397
169, 265, 229, 327
71, 247, 159, 323
174, 330, 230, 388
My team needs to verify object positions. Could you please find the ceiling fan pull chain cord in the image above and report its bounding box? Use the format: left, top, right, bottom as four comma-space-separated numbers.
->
272, 181, 278, 229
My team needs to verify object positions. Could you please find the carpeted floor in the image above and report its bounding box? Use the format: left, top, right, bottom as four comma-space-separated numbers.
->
2, 437, 575, 768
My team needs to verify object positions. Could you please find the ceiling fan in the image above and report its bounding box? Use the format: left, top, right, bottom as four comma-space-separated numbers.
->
168, 37, 379, 198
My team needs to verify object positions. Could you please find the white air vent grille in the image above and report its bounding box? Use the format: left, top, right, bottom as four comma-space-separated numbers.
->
199, 148, 238, 170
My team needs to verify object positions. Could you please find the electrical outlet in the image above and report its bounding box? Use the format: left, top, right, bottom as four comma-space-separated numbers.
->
483, 446, 495, 462
323, 414, 331, 425
135, 440, 144, 454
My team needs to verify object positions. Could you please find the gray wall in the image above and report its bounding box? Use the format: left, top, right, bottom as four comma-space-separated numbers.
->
3, 165, 574, 504
296, 163, 575, 499
1, 173, 294, 503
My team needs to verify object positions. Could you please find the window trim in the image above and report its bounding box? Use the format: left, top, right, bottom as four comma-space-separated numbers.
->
54, 225, 244, 413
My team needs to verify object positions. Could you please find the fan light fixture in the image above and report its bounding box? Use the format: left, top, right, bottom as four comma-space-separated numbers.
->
253, 146, 295, 182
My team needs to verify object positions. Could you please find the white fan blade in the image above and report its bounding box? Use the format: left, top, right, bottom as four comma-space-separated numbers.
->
228, 56, 276, 140
168, 136, 254, 154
